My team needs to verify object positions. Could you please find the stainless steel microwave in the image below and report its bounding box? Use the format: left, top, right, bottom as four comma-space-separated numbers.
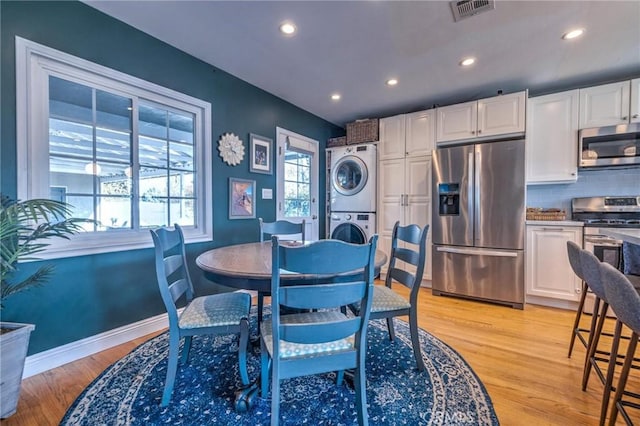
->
579, 123, 640, 168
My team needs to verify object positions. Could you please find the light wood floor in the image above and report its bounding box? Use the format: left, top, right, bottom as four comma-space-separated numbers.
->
4, 287, 640, 425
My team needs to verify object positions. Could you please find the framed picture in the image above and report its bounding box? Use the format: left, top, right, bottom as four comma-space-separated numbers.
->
249, 133, 273, 174
229, 177, 256, 219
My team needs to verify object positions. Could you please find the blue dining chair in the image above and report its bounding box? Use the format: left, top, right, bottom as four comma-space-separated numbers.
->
257, 218, 306, 325
150, 224, 252, 408
351, 221, 428, 371
260, 235, 378, 426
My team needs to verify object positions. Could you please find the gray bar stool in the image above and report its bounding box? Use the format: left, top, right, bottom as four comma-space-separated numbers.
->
600, 262, 640, 426
579, 248, 614, 393
567, 241, 590, 358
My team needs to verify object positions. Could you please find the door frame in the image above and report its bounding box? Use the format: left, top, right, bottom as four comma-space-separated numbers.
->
275, 127, 319, 241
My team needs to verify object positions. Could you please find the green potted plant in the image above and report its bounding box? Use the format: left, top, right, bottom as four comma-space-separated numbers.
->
0, 196, 87, 418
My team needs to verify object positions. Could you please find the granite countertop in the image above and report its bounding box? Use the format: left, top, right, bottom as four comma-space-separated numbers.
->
525, 220, 584, 226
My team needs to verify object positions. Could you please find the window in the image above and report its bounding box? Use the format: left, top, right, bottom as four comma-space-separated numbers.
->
283, 149, 311, 217
16, 37, 212, 259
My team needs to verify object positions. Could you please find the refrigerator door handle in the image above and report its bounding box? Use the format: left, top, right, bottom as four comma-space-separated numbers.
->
468, 151, 474, 230
436, 246, 519, 258
474, 148, 481, 244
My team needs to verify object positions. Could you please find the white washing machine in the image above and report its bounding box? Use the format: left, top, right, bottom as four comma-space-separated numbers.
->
330, 144, 377, 212
330, 212, 376, 244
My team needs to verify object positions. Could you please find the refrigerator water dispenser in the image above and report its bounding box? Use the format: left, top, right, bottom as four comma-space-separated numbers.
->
438, 183, 460, 215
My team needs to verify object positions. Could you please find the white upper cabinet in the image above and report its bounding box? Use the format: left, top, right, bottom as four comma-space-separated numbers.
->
436, 100, 477, 143
631, 78, 640, 123
579, 80, 638, 128
405, 110, 436, 157
526, 90, 579, 184
436, 91, 526, 144
478, 91, 527, 137
379, 114, 406, 160
379, 110, 435, 161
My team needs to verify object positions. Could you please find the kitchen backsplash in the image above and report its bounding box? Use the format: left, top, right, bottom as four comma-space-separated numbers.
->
526, 167, 640, 218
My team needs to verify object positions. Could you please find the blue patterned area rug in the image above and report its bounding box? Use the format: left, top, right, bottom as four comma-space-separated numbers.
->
61, 308, 499, 425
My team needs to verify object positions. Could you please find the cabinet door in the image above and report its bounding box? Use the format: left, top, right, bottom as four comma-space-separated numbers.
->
579, 81, 631, 128
405, 155, 432, 280
525, 226, 582, 301
405, 110, 435, 157
631, 78, 640, 124
478, 91, 526, 138
378, 158, 406, 276
379, 115, 406, 160
526, 90, 579, 184
436, 101, 477, 143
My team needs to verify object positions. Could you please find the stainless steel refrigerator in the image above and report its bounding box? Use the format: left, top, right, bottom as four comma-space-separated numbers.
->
431, 138, 525, 309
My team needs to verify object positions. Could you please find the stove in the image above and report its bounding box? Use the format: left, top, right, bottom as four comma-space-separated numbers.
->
572, 196, 640, 270
572, 196, 640, 228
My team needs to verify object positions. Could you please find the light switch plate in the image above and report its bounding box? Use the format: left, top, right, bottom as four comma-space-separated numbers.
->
262, 188, 273, 199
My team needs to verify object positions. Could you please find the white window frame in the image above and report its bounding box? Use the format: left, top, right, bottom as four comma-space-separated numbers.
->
15, 37, 213, 259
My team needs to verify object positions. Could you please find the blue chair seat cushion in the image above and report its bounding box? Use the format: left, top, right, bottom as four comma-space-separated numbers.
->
179, 292, 251, 329
353, 285, 411, 314
260, 311, 355, 359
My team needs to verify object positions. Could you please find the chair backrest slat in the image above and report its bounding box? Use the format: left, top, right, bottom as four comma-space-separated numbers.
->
279, 282, 365, 310
168, 278, 191, 303
164, 254, 184, 278
270, 235, 377, 355
281, 317, 361, 344
394, 247, 419, 266
389, 268, 415, 289
260, 218, 306, 242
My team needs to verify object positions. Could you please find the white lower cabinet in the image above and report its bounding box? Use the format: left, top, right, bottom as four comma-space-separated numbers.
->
526, 224, 583, 303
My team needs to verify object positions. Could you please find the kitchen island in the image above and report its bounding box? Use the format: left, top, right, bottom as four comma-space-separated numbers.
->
600, 229, 640, 245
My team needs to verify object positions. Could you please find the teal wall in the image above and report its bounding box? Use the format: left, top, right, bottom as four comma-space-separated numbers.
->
1, 1, 343, 354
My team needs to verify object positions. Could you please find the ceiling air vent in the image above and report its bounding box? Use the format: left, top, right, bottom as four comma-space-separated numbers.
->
450, 0, 495, 22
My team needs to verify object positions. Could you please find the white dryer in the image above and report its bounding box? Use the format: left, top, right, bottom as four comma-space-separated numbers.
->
330, 212, 376, 244
330, 144, 377, 212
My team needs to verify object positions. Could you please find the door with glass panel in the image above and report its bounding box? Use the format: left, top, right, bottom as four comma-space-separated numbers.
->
275, 127, 319, 241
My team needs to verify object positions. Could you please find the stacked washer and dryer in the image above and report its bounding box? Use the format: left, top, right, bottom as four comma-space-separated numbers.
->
328, 144, 377, 244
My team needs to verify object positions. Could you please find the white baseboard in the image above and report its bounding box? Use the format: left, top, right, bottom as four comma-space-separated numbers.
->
23, 312, 170, 379
525, 295, 578, 311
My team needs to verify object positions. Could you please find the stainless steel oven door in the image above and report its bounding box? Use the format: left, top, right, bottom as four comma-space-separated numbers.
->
583, 234, 623, 269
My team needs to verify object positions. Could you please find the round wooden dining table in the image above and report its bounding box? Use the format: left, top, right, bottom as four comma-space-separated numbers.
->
196, 241, 387, 292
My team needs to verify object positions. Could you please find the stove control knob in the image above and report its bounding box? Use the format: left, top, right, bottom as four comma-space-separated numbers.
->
346, 214, 352, 221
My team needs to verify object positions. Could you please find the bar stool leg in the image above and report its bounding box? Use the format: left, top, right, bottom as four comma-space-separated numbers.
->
608, 332, 639, 426
599, 319, 623, 426
569, 281, 589, 358
583, 299, 609, 391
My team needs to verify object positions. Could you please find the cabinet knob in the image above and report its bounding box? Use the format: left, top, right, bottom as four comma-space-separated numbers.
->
575, 288, 582, 294
622, 116, 628, 121
633, 114, 639, 119
571, 172, 576, 176
471, 130, 476, 135
477, 129, 482, 134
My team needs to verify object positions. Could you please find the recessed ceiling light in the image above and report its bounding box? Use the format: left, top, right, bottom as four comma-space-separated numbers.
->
386, 79, 398, 86
562, 28, 585, 40
460, 57, 475, 67
331, 93, 341, 101
279, 22, 296, 35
